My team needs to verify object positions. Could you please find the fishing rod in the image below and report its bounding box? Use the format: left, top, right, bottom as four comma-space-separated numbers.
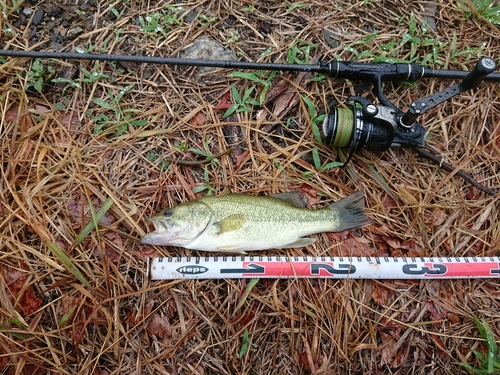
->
0, 49, 498, 194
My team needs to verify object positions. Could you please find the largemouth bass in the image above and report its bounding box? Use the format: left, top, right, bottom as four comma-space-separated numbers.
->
140, 191, 370, 253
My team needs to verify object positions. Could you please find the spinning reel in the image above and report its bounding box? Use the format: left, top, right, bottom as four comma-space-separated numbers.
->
322, 57, 497, 173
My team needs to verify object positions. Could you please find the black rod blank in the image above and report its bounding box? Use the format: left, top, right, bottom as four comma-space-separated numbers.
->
1, 49, 500, 82
0, 50, 322, 73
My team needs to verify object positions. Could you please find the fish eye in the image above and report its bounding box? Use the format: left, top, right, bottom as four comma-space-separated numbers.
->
164, 209, 174, 217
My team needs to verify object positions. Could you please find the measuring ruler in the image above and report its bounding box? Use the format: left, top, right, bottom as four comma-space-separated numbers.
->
148, 256, 500, 280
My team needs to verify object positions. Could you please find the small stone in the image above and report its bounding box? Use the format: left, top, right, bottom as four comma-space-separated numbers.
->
225, 15, 236, 26
32, 9, 44, 25
182, 10, 198, 23
180, 37, 237, 77
323, 29, 340, 49
62, 13, 73, 22
47, 6, 61, 17
259, 21, 271, 34
70, 26, 84, 36
50, 42, 64, 51
23, 7, 33, 16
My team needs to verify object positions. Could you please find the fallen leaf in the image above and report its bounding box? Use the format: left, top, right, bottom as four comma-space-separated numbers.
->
213, 91, 232, 110
189, 112, 206, 126
428, 333, 447, 359
300, 335, 319, 375
60, 294, 81, 316
34, 105, 51, 115
427, 301, 447, 321
231, 313, 254, 326
59, 111, 81, 131
66, 198, 116, 230
379, 331, 397, 366
390, 247, 404, 257
5, 103, 19, 121
381, 194, 398, 209
384, 238, 401, 249
102, 149, 114, 165
430, 209, 447, 227
372, 284, 389, 306
234, 149, 249, 169
0, 349, 9, 372
299, 184, 322, 207
147, 313, 172, 342
92, 232, 122, 263
447, 312, 461, 324
5, 263, 43, 318
297, 350, 317, 374
137, 247, 162, 261
256, 108, 267, 121
390, 342, 407, 368
20, 112, 35, 133
72, 322, 86, 349
267, 56, 319, 119
113, 49, 139, 70
403, 239, 423, 257
263, 75, 293, 103
272, 73, 310, 119
126, 299, 154, 325
332, 236, 378, 257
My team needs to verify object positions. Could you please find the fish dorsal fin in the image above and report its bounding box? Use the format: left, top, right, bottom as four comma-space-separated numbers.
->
275, 237, 316, 249
269, 192, 306, 208
215, 214, 245, 234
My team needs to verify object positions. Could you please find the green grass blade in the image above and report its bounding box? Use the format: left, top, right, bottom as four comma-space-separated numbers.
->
58, 305, 77, 327
239, 328, 250, 357
359, 160, 398, 202
235, 278, 259, 312
74, 197, 114, 247
47, 242, 91, 288
1, 325, 29, 340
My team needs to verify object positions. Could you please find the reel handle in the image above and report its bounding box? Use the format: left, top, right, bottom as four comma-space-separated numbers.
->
400, 57, 498, 127
463, 57, 498, 90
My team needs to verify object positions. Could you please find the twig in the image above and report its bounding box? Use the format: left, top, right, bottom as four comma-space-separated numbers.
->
414, 147, 496, 196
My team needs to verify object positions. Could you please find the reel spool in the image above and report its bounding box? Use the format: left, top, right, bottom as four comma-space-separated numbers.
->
322, 101, 396, 153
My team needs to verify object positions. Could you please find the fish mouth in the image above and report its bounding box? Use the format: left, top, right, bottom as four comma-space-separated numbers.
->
147, 217, 161, 232
140, 217, 169, 245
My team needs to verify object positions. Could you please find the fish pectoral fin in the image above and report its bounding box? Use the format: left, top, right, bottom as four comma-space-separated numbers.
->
215, 214, 245, 234
275, 238, 316, 249
269, 192, 306, 208
217, 244, 248, 254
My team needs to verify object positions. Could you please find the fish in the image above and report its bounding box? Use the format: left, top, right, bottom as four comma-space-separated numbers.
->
140, 191, 370, 253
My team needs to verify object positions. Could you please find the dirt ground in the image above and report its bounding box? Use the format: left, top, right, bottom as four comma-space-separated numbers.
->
0, 0, 499, 374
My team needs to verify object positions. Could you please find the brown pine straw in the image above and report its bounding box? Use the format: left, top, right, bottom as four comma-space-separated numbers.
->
1, 0, 499, 374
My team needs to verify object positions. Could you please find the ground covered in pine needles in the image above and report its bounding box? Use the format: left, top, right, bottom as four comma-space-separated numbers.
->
1, 0, 499, 374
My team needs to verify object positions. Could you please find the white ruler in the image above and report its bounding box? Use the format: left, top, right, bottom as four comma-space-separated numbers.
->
148, 256, 500, 280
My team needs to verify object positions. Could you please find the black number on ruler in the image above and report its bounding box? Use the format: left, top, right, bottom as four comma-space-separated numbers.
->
402, 264, 447, 275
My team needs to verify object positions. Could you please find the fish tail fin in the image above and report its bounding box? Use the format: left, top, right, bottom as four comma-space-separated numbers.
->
328, 191, 371, 231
